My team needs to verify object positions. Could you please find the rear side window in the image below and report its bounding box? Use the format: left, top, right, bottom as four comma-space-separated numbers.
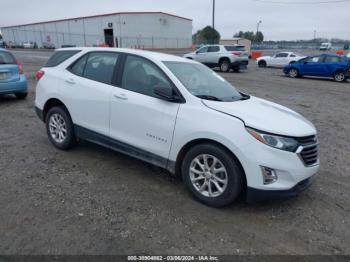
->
276, 53, 288, 58
224, 46, 246, 52
45, 50, 81, 67
0, 51, 16, 64
324, 56, 340, 63
208, 46, 220, 52
68, 52, 119, 84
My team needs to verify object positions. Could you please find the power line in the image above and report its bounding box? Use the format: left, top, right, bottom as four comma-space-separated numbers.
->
251, 0, 350, 4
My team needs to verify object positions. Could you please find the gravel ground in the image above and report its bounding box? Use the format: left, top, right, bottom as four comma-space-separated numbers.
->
0, 50, 349, 255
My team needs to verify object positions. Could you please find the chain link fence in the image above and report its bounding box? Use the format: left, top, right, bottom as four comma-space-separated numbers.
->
1, 28, 192, 49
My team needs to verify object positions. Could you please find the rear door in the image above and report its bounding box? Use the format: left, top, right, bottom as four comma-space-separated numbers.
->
322, 56, 343, 77
0, 51, 20, 84
206, 46, 221, 65
63, 51, 119, 136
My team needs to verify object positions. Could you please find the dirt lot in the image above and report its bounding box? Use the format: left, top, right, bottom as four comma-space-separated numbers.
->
0, 50, 349, 255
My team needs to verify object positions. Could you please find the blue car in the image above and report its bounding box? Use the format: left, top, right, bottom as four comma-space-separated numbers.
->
0, 48, 28, 99
283, 54, 350, 82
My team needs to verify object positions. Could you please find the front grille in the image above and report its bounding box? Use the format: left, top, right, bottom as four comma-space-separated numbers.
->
296, 135, 319, 166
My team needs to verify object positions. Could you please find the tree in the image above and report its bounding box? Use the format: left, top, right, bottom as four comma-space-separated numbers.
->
233, 31, 264, 43
193, 26, 221, 45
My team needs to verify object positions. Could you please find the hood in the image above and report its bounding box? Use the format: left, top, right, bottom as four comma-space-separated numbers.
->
203, 96, 316, 137
184, 52, 195, 57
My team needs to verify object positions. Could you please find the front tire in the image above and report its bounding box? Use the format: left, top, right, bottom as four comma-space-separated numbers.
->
288, 68, 299, 78
46, 106, 76, 150
258, 60, 267, 68
182, 144, 244, 207
334, 71, 346, 82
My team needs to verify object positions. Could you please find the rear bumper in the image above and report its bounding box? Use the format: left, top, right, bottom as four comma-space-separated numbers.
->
246, 177, 313, 203
35, 106, 44, 122
0, 75, 28, 94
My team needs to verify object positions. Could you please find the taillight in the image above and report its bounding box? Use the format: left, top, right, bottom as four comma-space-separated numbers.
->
16, 59, 23, 74
35, 70, 45, 81
232, 51, 241, 56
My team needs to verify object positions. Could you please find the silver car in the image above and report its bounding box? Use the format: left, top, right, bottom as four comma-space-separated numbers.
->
184, 45, 249, 72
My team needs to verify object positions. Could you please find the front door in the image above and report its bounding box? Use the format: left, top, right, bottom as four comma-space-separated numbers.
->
110, 54, 180, 161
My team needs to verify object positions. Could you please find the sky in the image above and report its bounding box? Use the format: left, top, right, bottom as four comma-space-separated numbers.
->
0, 0, 349, 41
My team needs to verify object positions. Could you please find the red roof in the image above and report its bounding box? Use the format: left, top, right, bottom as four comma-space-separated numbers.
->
1, 11, 192, 28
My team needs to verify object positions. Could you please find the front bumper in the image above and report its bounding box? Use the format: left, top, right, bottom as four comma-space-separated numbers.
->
0, 75, 28, 95
35, 106, 44, 122
246, 177, 313, 203
345, 71, 350, 78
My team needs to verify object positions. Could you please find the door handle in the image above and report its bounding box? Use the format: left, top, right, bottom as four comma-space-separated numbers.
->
66, 78, 76, 84
113, 94, 128, 100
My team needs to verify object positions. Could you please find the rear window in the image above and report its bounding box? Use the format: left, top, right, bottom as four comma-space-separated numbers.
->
224, 46, 246, 52
45, 50, 81, 67
0, 51, 16, 64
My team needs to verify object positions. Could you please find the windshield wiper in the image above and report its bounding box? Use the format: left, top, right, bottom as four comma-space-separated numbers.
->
239, 93, 251, 101
196, 95, 223, 101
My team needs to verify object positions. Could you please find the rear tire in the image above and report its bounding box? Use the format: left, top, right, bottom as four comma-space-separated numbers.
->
181, 143, 244, 207
46, 106, 76, 150
15, 92, 27, 99
334, 71, 346, 82
258, 60, 267, 68
219, 59, 230, 73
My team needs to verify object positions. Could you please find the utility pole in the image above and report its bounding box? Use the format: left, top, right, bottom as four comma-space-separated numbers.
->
255, 20, 262, 44
313, 30, 317, 40
212, 0, 215, 29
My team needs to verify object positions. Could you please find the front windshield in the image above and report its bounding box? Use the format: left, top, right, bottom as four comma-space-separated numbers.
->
164, 62, 243, 102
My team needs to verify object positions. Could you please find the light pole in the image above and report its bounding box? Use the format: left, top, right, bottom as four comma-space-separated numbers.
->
255, 20, 262, 44
212, 0, 216, 29
313, 30, 317, 40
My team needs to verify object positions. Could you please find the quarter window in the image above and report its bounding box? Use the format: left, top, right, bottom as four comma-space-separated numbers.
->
122, 55, 173, 98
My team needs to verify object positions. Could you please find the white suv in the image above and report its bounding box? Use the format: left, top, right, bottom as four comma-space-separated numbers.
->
35, 47, 319, 207
184, 45, 249, 72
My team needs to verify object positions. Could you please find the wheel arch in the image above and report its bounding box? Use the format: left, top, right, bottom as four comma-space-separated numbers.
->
174, 138, 247, 188
219, 57, 231, 64
43, 98, 69, 123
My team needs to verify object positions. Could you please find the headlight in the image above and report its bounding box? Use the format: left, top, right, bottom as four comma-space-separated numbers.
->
246, 127, 299, 152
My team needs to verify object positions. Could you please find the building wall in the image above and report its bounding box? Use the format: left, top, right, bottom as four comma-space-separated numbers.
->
1, 13, 192, 49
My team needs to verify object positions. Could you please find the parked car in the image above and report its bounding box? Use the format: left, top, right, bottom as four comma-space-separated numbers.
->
23, 42, 35, 49
319, 42, 332, 51
0, 40, 8, 48
0, 48, 28, 99
284, 54, 350, 82
42, 42, 56, 49
347, 52, 350, 58
35, 47, 319, 207
257, 52, 305, 68
184, 45, 249, 72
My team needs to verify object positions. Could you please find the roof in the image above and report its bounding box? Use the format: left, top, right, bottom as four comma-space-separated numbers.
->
1, 11, 192, 29
56, 47, 196, 63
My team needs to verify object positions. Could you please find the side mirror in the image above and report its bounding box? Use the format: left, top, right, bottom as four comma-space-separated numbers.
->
154, 84, 181, 103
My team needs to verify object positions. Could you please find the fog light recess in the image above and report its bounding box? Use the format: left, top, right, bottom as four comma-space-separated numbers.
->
261, 166, 278, 185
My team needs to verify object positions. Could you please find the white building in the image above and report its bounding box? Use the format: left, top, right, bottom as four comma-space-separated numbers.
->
1, 12, 193, 49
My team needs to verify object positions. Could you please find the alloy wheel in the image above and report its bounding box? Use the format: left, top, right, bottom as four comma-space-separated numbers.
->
49, 113, 67, 143
189, 154, 228, 198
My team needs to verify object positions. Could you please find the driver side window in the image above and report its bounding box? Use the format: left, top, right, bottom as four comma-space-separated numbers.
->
197, 47, 209, 54
122, 55, 173, 98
